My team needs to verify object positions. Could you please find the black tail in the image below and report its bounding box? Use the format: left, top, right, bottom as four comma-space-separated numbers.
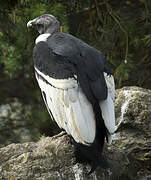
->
73, 102, 108, 173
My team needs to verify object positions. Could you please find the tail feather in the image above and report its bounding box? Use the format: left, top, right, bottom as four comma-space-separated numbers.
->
73, 102, 107, 173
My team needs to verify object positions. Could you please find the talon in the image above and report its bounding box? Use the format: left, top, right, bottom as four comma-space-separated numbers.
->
51, 131, 66, 140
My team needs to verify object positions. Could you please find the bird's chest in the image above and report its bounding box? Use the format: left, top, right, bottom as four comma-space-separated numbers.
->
34, 57, 73, 80
33, 42, 73, 79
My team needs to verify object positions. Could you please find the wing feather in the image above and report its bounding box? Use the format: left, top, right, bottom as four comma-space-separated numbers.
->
99, 73, 116, 135
68, 87, 96, 144
35, 70, 96, 145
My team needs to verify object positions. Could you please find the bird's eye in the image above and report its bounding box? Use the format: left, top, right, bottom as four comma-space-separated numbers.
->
41, 15, 46, 18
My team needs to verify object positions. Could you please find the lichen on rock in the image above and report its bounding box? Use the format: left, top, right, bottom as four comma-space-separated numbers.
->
0, 86, 151, 179
114, 86, 151, 179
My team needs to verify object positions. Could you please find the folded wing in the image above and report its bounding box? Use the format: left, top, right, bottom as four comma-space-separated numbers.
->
35, 67, 96, 145
100, 73, 116, 144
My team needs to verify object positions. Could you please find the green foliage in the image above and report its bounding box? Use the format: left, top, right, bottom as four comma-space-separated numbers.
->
67, 0, 151, 88
0, 43, 21, 77
143, 34, 151, 47
0, 1, 68, 79
0, 0, 151, 137
0, 0, 151, 88
1, 0, 151, 88
0, 1, 69, 135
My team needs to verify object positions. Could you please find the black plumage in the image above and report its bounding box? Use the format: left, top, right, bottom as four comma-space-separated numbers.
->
33, 32, 110, 102
27, 14, 115, 173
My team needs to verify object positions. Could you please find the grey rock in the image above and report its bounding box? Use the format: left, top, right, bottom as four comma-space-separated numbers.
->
0, 86, 151, 179
0, 98, 40, 147
0, 135, 128, 180
114, 86, 151, 179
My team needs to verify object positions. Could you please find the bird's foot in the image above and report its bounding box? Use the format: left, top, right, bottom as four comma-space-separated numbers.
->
87, 162, 98, 175
51, 131, 66, 140
87, 156, 109, 175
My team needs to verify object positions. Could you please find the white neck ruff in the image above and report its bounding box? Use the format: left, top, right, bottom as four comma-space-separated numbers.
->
35, 33, 51, 44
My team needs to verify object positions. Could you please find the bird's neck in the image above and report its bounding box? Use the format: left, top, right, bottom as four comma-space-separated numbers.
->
35, 33, 51, 44
45, 22, 60, 35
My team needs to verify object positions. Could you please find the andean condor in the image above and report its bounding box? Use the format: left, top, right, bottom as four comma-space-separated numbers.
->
27, 14, 116, 172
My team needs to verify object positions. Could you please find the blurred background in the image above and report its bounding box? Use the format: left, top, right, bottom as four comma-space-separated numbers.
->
0, 0, 151, 146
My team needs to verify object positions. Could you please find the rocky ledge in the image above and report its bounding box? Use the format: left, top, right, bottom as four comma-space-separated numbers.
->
0, 86, 151, 179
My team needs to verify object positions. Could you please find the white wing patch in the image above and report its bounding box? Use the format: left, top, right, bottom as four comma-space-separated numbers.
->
100, 73, 116, 141
35, 70, 96, 145
35, 67, 78, 89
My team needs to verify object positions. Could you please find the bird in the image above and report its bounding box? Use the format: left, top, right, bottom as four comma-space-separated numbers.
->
27, 14, 116, 173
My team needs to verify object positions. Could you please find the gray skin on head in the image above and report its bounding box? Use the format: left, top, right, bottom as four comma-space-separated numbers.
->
27, 14, 60, 35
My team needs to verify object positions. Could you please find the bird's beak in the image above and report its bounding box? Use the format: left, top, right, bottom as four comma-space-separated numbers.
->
27, 18, 37, 28
27, 20, 33, 28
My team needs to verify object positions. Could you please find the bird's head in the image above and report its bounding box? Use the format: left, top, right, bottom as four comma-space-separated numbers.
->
27, 14, 60, 35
